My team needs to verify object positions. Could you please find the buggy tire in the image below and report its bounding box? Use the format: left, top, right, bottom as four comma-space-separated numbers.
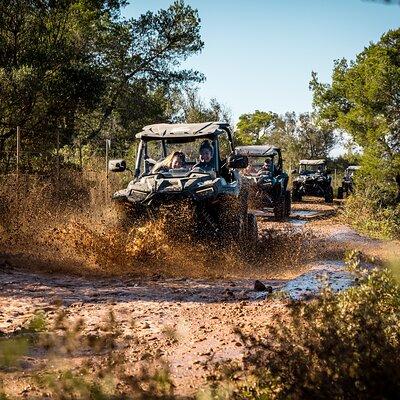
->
246, 213, 258, 244
325, 186, 334, 203
273, 195, 286, 221
337, 186, 344, 199
284, 190, 291, 218
292, 189, 302, 202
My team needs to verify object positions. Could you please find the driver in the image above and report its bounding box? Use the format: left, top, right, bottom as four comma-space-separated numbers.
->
193, 140, 214, 171
257, 157, 274, 175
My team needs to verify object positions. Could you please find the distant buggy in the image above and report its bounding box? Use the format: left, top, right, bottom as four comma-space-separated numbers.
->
292, 159, 333, 203
337, 165, 360, 199
235, 145, 291, 220
109, 122, 257, 244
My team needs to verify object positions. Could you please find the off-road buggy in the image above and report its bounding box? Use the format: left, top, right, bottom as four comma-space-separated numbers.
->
292, 159, 333, 203
109, 122, 257, 244
337, 165, 360, 199
235, 145, 291, 220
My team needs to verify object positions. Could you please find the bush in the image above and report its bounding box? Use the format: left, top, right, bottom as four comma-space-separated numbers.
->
207, 256, 400, 400
341, 187, 400, 240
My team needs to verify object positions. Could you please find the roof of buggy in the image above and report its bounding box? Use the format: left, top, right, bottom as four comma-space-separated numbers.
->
235, 145, 279, 157
299, 159, 326, 165
135, 122, 231, 140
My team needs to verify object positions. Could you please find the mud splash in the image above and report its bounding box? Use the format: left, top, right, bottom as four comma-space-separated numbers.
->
0, 175, 317, 279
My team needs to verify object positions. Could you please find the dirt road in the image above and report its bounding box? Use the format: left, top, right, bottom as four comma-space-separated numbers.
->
0, 199, 396, 397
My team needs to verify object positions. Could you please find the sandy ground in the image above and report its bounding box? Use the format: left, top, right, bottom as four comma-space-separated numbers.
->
0, 197, 398, 397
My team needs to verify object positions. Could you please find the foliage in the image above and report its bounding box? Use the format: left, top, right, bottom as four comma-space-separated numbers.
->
0, 0, 204, 172
175, 87, 232, 125
236, 110, 277, 144
341, 184, 400, 239
311, 28, 400, 203
207, 255, 400, 399
235, 110, 338, 169
0, 310, 176, 399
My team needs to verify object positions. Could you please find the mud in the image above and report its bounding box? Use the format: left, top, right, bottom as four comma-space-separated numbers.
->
1, 188, 398, 397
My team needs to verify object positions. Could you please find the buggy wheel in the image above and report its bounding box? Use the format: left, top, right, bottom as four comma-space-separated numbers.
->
246, 213, 258, 243
292, 189, 302, 202
337, 186, 344, 199
325, 186, 334, 203
273, 195, 286, 221
284, 190, 291, 218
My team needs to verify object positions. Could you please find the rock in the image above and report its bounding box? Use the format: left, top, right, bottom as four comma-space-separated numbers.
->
266, 285, 273, 294
254, 280, 267, 291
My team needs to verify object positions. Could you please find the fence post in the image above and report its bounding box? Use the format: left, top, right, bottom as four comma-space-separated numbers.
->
16, 126, 20, 176
334, 168, 337, 191
56, 130, 60, 181
105, 139, 111, 203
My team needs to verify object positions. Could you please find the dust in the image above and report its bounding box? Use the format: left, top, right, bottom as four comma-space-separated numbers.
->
0, 175, 317, 279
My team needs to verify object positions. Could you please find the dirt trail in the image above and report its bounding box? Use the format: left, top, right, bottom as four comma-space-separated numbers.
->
0, 199, 396, 396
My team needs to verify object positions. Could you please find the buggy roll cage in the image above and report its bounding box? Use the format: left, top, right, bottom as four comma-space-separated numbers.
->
133, 122, 235, 178
235, 145, 283, 172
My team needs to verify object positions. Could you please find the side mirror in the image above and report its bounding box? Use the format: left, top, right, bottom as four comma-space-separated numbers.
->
109, 159, 126, 172
227, 154, 248, 169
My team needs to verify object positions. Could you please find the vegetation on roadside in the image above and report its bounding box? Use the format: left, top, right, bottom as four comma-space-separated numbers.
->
311, 28, 400, 239
235, 111, 338, 169
204, 253, 400, 400
0, 310, 175, 399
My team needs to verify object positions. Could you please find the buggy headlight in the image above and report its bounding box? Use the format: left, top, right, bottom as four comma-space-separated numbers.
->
164, 185, 182, 192
196, 187, 214, 196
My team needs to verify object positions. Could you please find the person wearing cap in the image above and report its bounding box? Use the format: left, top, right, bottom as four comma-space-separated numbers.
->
193, 140, 214, 171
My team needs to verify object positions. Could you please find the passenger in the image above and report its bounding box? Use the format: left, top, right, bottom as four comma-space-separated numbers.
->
152, 151, 186, 173
193, 140, 214, 171
170, 151, 186, 169
244, 164, 257, 175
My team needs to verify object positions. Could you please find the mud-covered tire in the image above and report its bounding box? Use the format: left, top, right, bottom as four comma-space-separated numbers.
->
114, 203, 143, 230
284, 190, 291, 218
273, 195, 286, 221
292, 189, 302, 202
218, 190, 249, 244
325, 186, 334, 203
246, 213, 258, 243
337, 186, 344, 199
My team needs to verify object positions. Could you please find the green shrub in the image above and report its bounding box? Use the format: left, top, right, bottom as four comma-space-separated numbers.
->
207, 256, 400, 400
341, 187, 400, 240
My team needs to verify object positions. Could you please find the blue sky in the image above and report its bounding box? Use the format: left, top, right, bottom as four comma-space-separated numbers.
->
123, 0, 400, 123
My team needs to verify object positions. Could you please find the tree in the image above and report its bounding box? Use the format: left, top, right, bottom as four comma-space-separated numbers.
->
175, 87, 232, 124
236, 110, 277, 145
0, 0, 204, 171
297, 113, 337, 159
311, 28, 400, 202
235, 110, 337, 169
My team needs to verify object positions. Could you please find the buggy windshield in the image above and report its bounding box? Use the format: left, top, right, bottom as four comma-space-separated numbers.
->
299, 164, 325, 174
243, 155, 279, 176
137, 137, 218, 177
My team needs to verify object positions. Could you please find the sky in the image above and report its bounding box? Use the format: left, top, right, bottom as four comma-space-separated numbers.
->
122, 0, 400, 124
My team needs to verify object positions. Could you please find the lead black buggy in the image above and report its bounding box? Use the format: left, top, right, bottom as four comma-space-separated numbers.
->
235, 145, 291, 220
292, 159, 334, 203
109, 122, 257, 244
